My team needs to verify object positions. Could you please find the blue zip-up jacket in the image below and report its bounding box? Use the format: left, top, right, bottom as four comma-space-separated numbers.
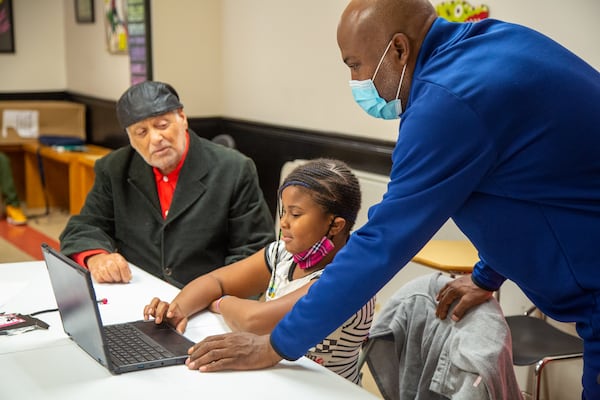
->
271, 18, 600, 360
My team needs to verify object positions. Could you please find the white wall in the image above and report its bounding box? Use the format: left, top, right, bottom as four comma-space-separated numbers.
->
218, 0, 600, 141
151, 0, 223, 116
2, 0, 598, 140
0, 0, 66, 91
220, 0, 400, 141
64, 0, 130, 99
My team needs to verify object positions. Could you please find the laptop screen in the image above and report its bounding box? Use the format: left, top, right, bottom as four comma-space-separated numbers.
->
42, 244, 111, 368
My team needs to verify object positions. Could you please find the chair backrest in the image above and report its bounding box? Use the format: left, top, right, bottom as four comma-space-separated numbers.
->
276, 159, 389, 234
504, 312, 583, 400
277, 159, 467, 237
211, 134, 236, 148
363, 273, 523, 400
506, 314, 584, 366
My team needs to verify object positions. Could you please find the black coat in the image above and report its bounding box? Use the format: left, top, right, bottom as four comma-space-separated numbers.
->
60, 131, 274, 287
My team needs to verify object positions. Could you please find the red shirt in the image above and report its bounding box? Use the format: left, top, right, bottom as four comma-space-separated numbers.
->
72, 131, 190, 267
152, 131, 190, 219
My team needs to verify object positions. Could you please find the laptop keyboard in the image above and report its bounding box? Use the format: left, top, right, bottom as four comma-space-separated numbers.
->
104, 323, 175, 366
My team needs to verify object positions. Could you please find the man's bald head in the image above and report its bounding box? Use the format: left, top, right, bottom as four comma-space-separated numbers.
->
337, 0, 437, 104
338, 0, 436, 55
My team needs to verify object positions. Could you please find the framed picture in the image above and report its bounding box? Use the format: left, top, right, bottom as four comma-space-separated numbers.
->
0, 0, 15, 53
75, 0, 95, 23
104, 0, 127, 54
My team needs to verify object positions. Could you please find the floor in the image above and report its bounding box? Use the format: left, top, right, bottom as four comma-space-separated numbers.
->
0, 205, 383, 398
0, 206, 65, 263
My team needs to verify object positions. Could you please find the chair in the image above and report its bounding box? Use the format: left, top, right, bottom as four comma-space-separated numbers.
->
412, 239, 478, 277
359, 273, 522, 400
211, 134, 236, 148
505, 307, 584, 400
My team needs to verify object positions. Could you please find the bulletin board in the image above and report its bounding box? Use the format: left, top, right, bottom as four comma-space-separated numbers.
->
126, 0, 152, 85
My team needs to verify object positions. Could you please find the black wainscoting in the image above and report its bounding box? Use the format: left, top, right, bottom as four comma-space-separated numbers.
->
0, 92, 395, 217
68, 92, 126, 147
0, 91, 68, 101
189, 118, 395, 215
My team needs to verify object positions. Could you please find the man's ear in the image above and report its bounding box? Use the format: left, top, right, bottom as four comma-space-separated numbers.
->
391, 32, 410, 65
178, 108, 189, 130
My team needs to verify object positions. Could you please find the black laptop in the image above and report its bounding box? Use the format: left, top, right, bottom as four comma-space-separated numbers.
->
41, 243, 195, 374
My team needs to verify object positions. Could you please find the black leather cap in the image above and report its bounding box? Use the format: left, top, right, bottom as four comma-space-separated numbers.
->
116, 81, 184, 129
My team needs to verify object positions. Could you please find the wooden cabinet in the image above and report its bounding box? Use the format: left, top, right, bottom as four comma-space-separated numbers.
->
22, 143, 111, 215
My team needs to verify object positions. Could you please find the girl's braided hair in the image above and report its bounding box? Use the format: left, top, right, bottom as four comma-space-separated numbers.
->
278, 158, 362, 233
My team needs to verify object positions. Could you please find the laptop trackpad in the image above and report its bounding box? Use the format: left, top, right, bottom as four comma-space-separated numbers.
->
131, 320, 195, 355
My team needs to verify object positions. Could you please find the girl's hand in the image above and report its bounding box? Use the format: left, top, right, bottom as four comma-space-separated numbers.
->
143, 297, 189, 333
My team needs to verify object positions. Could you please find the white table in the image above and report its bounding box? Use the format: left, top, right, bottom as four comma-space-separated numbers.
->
0, 261, 378, 400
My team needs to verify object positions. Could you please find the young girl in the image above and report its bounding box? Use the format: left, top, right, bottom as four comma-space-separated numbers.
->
143, 158, 375, 384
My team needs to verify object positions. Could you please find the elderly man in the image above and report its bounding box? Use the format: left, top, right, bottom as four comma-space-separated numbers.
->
60, 81, 274, 288
184, 0, 600, 398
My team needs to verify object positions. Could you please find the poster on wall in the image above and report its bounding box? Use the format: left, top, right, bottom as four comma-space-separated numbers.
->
104, 0, 128, 54
127, 0, 152, 85
75, 0, 95, 23
435, 1, 489, 22
0, 0, 15, 53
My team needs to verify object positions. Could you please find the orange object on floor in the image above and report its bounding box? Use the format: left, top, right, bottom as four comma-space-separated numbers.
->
5, 204, 28, 226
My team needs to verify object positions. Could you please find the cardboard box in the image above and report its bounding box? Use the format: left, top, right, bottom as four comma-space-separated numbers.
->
0, 100, 85, 145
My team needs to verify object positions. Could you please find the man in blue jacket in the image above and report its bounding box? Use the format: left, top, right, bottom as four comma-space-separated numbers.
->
185, 0, 600, 397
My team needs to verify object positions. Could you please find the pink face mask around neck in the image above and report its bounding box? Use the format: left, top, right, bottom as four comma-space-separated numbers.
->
293, 236, 335, 270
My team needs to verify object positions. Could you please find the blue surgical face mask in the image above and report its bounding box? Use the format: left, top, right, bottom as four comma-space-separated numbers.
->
349, 40, 407, 120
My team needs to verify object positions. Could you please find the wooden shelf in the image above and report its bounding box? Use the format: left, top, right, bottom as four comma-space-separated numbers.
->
21, 143, 111, 214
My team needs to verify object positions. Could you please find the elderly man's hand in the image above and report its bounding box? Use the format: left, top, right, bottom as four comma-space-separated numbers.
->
186, 332, 282, 372
87, 253, 132, 283
435, 274, 493, 321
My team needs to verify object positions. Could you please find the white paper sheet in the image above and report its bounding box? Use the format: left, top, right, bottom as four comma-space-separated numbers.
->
2, 109, 39, 138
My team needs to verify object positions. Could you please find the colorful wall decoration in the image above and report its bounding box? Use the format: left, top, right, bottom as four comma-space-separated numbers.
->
435, 1, 490, 22
126, 0, 152, 85
104, 0, 128, 54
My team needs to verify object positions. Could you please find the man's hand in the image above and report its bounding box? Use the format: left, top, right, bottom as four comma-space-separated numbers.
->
435, 274, 493, 321
186, 332, 282, 372
86, 253, 132, 283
